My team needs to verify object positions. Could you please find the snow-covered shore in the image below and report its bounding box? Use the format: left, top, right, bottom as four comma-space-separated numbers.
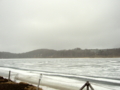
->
0, 67, 115, 90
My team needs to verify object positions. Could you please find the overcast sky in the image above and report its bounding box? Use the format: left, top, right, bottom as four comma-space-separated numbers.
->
0, 0, 120, 53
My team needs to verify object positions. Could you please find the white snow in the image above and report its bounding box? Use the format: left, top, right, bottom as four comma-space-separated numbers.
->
0, 67, 114, 90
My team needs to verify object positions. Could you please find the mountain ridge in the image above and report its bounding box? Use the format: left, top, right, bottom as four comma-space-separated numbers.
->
0, 48, 120, 58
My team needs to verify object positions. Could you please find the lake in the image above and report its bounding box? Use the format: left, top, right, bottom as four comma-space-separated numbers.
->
0, 58, 120, 90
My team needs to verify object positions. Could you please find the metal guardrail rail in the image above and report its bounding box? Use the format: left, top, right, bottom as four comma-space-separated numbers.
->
8, 70, 95, 90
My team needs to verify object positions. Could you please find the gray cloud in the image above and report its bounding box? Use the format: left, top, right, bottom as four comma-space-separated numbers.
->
0, 0, 120, 53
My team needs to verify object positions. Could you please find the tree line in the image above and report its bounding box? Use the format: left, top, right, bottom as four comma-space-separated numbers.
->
0, 48, 120, 58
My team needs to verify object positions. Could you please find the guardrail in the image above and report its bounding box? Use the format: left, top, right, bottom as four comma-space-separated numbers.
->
7, 70, 95, 90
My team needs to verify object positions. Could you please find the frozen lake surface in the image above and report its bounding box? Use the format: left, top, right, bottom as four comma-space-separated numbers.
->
0, 58, 120, 90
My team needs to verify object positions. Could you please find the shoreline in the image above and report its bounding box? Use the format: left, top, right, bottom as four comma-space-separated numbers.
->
0, 76, 42, 90
0, 56, 120, 59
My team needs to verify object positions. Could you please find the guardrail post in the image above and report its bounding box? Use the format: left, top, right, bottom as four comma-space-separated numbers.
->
14, 74, 18, 82
8, 71, 11, 80
37, 74, 42, 90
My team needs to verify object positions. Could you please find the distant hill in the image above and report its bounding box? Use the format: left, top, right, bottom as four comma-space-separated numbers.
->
0, 48, 120, 58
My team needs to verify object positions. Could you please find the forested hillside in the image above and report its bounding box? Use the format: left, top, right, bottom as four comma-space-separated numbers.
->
0, 48, 120, 58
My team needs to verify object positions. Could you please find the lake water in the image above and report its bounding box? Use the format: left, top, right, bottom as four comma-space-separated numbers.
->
0, 58, 120, 90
